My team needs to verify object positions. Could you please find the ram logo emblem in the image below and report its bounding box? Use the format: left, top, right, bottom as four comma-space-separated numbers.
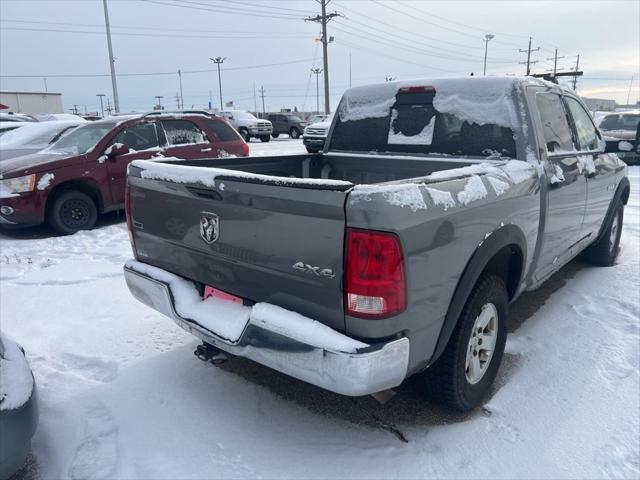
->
200, 212, 219, 244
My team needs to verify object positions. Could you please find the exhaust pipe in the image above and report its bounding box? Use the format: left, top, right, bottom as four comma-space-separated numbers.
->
194, 342, 229, 365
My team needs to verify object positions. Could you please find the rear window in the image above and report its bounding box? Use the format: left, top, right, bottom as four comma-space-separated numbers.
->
599, 114, 640, 131
330, 90, 516, 158
161, 120, 206, 145
205, 119, 240, 142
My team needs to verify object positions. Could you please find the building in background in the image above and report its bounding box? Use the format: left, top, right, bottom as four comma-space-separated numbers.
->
0, 90, 63, 115
581, 97, 617, 112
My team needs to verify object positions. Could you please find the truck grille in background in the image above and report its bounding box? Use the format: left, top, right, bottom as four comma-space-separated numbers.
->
257, 122, 271, 127
306, 128, 328, 136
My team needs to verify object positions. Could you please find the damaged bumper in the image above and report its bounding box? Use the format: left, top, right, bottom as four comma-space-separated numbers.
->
124, 261, 410, 396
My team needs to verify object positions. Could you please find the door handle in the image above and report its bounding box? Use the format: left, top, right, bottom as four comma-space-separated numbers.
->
201, 147, 212, 152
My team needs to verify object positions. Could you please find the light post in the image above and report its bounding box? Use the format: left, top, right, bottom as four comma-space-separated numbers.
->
96, 94, 106, 118
483, 34, 495, 76
210, 57, 226, 111
311, 68, 323, 114
155, 95, 163, 110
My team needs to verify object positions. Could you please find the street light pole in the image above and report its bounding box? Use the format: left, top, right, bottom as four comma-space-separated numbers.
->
96, 94, 106, 118
483, 34, 495, 76
311, 68, 322, 114
102, 0, 120, 113
155, 95, 163, 110
210, 57, 226, 111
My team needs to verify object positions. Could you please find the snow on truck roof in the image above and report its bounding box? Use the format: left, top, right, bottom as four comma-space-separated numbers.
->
337, 76, 556, 130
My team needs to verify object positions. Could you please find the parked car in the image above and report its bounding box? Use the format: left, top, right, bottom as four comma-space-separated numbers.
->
0, 333, 38, 480
302, 114, 333, 153
220, 110, 272, 142
0, 120, 86, 161
267, 113, 307, 139
0, 113, 37, 123
598, 111, 640, 164
0, 122, 27, 137
0, 111, 247, 234
123, 77, 630, 412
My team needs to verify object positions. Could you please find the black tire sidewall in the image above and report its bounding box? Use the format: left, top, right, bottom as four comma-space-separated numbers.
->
48, 191, 98, 235
289, 128, 300, 139
450, 275, 508, 410
608, 204, 623, 260
239, 128, 250, 142
260, 135, 270, 142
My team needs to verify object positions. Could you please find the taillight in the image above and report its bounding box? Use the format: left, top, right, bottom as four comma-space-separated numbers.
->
345, 228, 406, 319
242, 143, 250, 156
124, 184, 136, 255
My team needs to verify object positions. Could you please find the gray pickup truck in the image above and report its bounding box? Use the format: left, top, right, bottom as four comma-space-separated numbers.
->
123, 77, 630, 411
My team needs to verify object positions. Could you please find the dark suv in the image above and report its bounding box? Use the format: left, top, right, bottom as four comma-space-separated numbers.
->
0, 112, 247, 234
267, 113, 307, 139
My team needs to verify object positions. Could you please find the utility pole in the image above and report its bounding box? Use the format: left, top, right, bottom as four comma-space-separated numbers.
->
70, 104, 79, 115
106, 98, 113, 116
259, 85, 266, 117
155, 95, 163, 110
305, 1, 340, 114
178, 69, 184, 110
349, 52, 352, 88
546, 48, 565, 77
253, 83, 258, 115
102, 0, 120, 112
572, 54, 580, 90
519, 37, 540, 76
43, 78, 48, 92
175, 92, 181, 109
483, 34, 494, 76
210, 57, 226, 111
96, 94, 106, 118
311, 68, 322, 114
627, 76, 634, 105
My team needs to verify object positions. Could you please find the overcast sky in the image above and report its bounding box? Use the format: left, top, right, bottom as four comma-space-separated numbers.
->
1, 0, 638, 114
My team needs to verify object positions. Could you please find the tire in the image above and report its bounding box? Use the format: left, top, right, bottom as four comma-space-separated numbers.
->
306, 146, 320, 153
421, 273, 508, 411
583, 201, 623, 266
271, 133, 279, 139
259, 135, 271, 143
289, 128, 301, 139
47, 190, 98, 235
238, 128, 250, 142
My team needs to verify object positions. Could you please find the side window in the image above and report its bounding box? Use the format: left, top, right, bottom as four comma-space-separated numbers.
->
205, 119, 240, 142
565, 97, 599, 151
281, 115, 289, 123
112, 123, 159, 151
535, 92, 575, 154
161, 120, 206, 145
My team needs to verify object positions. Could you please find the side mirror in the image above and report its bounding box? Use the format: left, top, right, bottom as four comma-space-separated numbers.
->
105, 143, 130, 159
604, 139, 637, 154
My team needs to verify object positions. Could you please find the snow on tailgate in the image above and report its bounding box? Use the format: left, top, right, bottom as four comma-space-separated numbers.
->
131, 159, 352, 189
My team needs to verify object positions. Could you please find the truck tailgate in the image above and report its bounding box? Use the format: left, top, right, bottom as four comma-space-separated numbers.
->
127, 161, 351, 331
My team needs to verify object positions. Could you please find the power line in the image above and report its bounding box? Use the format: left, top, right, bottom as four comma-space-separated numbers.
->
142, 0, 306, 20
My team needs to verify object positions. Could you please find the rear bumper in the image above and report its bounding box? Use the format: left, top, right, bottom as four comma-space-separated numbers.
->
124, 262, 410, 396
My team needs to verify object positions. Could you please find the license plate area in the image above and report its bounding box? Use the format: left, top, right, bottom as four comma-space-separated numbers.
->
204, 285, 244, 305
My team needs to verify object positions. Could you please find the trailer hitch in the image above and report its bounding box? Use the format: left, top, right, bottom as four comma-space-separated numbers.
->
194, 342, 229, 365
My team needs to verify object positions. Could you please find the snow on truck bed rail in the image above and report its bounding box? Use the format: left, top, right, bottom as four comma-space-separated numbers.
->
131, 159, 353, 189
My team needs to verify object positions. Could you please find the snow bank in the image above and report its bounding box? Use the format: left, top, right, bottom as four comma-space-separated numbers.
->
126, 260, 368, 353
457, 175, 488, 205
132, 159, 352, 189
37, 173, 55, 190
0, 334, 34, 411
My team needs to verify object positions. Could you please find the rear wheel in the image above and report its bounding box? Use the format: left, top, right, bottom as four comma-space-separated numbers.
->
289, 128, 301, 139
260, 135, 270, 142
306, 146, 320, 153
271, 133, 279, 138
238, 128, 250, 142
583, 201, 623, 266
47, 190, 98, 235
421, 273, 507, 411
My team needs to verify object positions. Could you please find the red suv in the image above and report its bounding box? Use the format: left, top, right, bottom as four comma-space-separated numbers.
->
0, 112, 248, 234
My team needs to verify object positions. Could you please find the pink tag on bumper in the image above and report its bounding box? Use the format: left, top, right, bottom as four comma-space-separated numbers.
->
203, 286, 243, 305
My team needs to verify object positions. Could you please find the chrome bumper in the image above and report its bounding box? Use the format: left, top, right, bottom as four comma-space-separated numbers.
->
124, 264, 409, 396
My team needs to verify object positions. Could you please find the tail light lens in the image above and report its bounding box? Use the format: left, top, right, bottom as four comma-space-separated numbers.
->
124, 184, 136, 255
242, 143, 250, 157
345, 228, 406, 319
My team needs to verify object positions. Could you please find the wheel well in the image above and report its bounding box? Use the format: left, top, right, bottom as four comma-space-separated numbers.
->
621, 185, 630, 205
481, 244, 523, 300
46, 180, 104, 216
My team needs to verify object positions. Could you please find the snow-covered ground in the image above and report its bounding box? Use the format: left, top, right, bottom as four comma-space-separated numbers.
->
1, 140, 638, 479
